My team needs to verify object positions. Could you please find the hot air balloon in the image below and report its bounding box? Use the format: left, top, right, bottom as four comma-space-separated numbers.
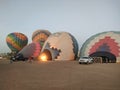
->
80, 31, 120, 63
32, 29, 51, 46
40, 32, 79, 61
17, 42, 41, 59
6, 32, 28, 54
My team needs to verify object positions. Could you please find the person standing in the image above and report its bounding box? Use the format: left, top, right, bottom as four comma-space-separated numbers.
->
28, 56, 33, 63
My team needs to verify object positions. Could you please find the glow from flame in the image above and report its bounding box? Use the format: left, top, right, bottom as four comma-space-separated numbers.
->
39, 53, 47, 61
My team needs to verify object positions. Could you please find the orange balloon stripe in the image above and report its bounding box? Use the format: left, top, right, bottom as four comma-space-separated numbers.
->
14, 33, 27, 41
6, 37, 11, 42
6, 37, 21, 50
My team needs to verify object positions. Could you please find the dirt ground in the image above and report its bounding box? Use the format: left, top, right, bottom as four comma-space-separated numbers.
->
0, 60, 120, 90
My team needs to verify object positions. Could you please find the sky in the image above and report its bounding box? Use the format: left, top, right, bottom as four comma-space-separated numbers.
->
0, 0, 120, 53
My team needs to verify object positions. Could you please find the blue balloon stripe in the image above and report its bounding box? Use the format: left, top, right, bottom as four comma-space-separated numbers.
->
7, 42, 19, 52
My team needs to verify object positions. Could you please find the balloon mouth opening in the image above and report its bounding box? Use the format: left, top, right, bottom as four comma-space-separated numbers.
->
38, 49, 52, 61
89, 51, 116, 63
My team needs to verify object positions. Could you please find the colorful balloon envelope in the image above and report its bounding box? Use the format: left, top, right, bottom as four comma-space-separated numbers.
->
6, 32, 28, 53
80, 31, 120, 63
18, 42, 41, 58
32, 30, 51, 46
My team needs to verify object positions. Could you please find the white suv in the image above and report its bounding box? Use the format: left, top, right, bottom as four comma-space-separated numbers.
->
79, 57, 94, 64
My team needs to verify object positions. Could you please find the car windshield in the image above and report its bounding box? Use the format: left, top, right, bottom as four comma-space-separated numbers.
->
80, 57, 89, 59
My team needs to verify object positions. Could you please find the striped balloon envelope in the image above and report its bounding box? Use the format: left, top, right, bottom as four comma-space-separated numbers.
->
18, 42, 41, 58
6, 32, 28, 53
80, 31, 120, 63
32, 29, 51, 46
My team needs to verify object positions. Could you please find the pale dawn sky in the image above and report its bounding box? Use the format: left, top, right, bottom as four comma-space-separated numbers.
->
0, 0, 120, 53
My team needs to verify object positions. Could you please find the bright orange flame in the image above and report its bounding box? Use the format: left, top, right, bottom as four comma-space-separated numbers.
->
41, 55, 47, 61
38, 53, 47, 61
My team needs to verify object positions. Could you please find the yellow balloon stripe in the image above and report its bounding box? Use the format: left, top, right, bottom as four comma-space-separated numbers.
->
6, 37, 21, 50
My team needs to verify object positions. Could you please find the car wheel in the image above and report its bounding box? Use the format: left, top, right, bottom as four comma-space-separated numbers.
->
79, 62, 81, 64
87, 61, 89, 64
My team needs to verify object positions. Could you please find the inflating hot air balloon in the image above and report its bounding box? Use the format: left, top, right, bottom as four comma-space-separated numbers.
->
6, 32, 28, 53
80, 31, 120, 63
32, 29, 51, 46
17, 42, 41, 59
40, 32, 79, 61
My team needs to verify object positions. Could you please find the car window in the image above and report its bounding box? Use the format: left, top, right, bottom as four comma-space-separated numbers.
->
80, 57, 89, 59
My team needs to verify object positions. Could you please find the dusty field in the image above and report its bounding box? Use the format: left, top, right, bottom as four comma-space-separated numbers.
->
0, 60, 120, 90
